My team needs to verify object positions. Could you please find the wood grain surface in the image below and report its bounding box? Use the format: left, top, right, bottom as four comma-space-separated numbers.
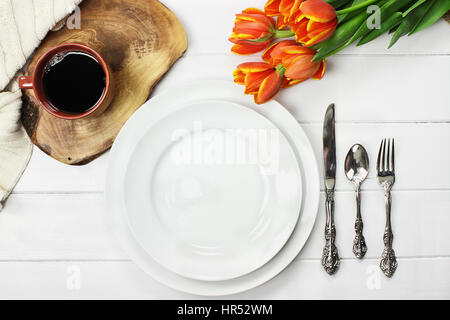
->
21, 0, 187, 165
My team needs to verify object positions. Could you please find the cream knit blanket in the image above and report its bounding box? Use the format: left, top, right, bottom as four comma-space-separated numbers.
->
0, 0, 82, 210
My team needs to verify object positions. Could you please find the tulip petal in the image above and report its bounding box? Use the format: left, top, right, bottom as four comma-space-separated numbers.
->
282, 77, 304, 88
292, 19, 309, 42
255, 71, 283, 104
291, 7, 337, 46
284, 54, 320, 81
233, 21, 271, 36
276, 15, 288, 29
235, 12, 274, 29
286, 0, 304, 23
265, 0, 282, 16
306, 19, 337, 36
231, 43, 269, 55
237, 62, 274, 73
280, 45, 315, 55
299, 0, 336, 23
280, 0, 296, 18
307, 19, 323, 32
304, 27, 335, 46
245, 69, 275, 94
281, 54, 299, 68
242, 8, 266, 15
312, 60, 326, 80
233, 69, 246, 84
262, 40, 297, 64
230, 33, 256, 41
301, 19, 337, 46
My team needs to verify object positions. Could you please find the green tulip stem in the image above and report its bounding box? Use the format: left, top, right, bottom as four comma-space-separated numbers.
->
274, 29, 295, 38
275, 63, 286, 76
336, 0, 379, 15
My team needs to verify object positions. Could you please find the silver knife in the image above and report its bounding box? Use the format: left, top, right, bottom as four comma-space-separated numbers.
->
322, 103, 340, 275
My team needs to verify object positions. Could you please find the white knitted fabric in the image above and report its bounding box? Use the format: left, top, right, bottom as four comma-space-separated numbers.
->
0, 0, 82, 210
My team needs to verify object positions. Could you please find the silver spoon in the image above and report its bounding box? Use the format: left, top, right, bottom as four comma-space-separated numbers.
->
345, 144, 369, 259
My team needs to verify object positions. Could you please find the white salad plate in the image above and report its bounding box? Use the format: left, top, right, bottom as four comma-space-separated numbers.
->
124, 100, 302, 281
105, 80, 320, 296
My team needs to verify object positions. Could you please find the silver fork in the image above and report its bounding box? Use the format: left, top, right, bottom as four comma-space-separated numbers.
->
377, 138, 398, 278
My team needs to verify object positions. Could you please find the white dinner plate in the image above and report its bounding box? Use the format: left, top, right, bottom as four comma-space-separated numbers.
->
124, 100, 302, 281
105, 80, 320, 296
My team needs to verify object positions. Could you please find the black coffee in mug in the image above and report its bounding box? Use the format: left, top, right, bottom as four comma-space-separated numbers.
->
42, 51, 106, 114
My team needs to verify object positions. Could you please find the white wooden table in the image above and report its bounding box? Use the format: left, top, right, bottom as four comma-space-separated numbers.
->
1, 0, 450, 299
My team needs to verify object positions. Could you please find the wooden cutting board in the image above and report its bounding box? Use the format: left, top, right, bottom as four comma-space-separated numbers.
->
21, 0, 187, 165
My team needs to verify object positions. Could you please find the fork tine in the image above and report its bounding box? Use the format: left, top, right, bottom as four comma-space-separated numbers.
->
377, 139, 383, 173
386, 138, 391, 172
391, 138, 395, 173
381, 138, 386, 173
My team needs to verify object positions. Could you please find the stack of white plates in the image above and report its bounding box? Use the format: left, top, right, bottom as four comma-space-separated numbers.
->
105, 80, 320, 296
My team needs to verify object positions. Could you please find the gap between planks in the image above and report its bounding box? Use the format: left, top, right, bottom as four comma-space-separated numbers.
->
11, 188, 450, 195
0, 256, 449, 263
182, 53, 450, 58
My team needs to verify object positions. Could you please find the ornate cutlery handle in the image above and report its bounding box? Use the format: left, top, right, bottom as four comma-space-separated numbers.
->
353, 185, 367, 259
380, 189, 397, 277
322, 190, 339, 275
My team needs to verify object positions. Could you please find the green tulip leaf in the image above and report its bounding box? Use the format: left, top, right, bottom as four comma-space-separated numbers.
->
336, 0, 380, 15
358, 12, 403, 45
346, 0, 416, 46
338, 0, 379, 24
314, 0, 448, 58
388, 24, 400, 34
326, 0, 353, 9
313, 10, 368, 60
389, 0, 435, 48
402, 0, 428, 17
409, 0, 450, 35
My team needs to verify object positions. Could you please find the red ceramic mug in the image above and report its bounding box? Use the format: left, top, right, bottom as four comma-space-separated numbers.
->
19, 43, 114, 120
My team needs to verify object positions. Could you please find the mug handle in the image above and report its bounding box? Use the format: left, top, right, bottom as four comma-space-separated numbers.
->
18, 76, 33, 89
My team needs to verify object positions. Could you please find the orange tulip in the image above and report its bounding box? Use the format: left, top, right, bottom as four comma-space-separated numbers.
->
229, 8, 294, 55
263, 40, 326, 82
233, 62, 284, 104
266, 0, 299, 19
264, 0, 337, 46
233, 41, 325, 104
229, 8, 277, 55
266, 0, 297, 29
291, 0, 337, 46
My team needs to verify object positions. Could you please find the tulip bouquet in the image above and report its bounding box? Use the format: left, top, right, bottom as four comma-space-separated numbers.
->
230, 0, 450, 104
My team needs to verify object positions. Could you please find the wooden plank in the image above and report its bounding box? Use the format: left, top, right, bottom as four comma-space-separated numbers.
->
163, 0, 450, 55
14, 122, 450, 192
0, 258, 447, 299
302, 123, 450, 191
302, 190, 450, 260
153, 55, 450, 123
15, 146, 108, 192
237, 257, 450, 299
1, 192, 449, 260
0, 194, 126, 260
